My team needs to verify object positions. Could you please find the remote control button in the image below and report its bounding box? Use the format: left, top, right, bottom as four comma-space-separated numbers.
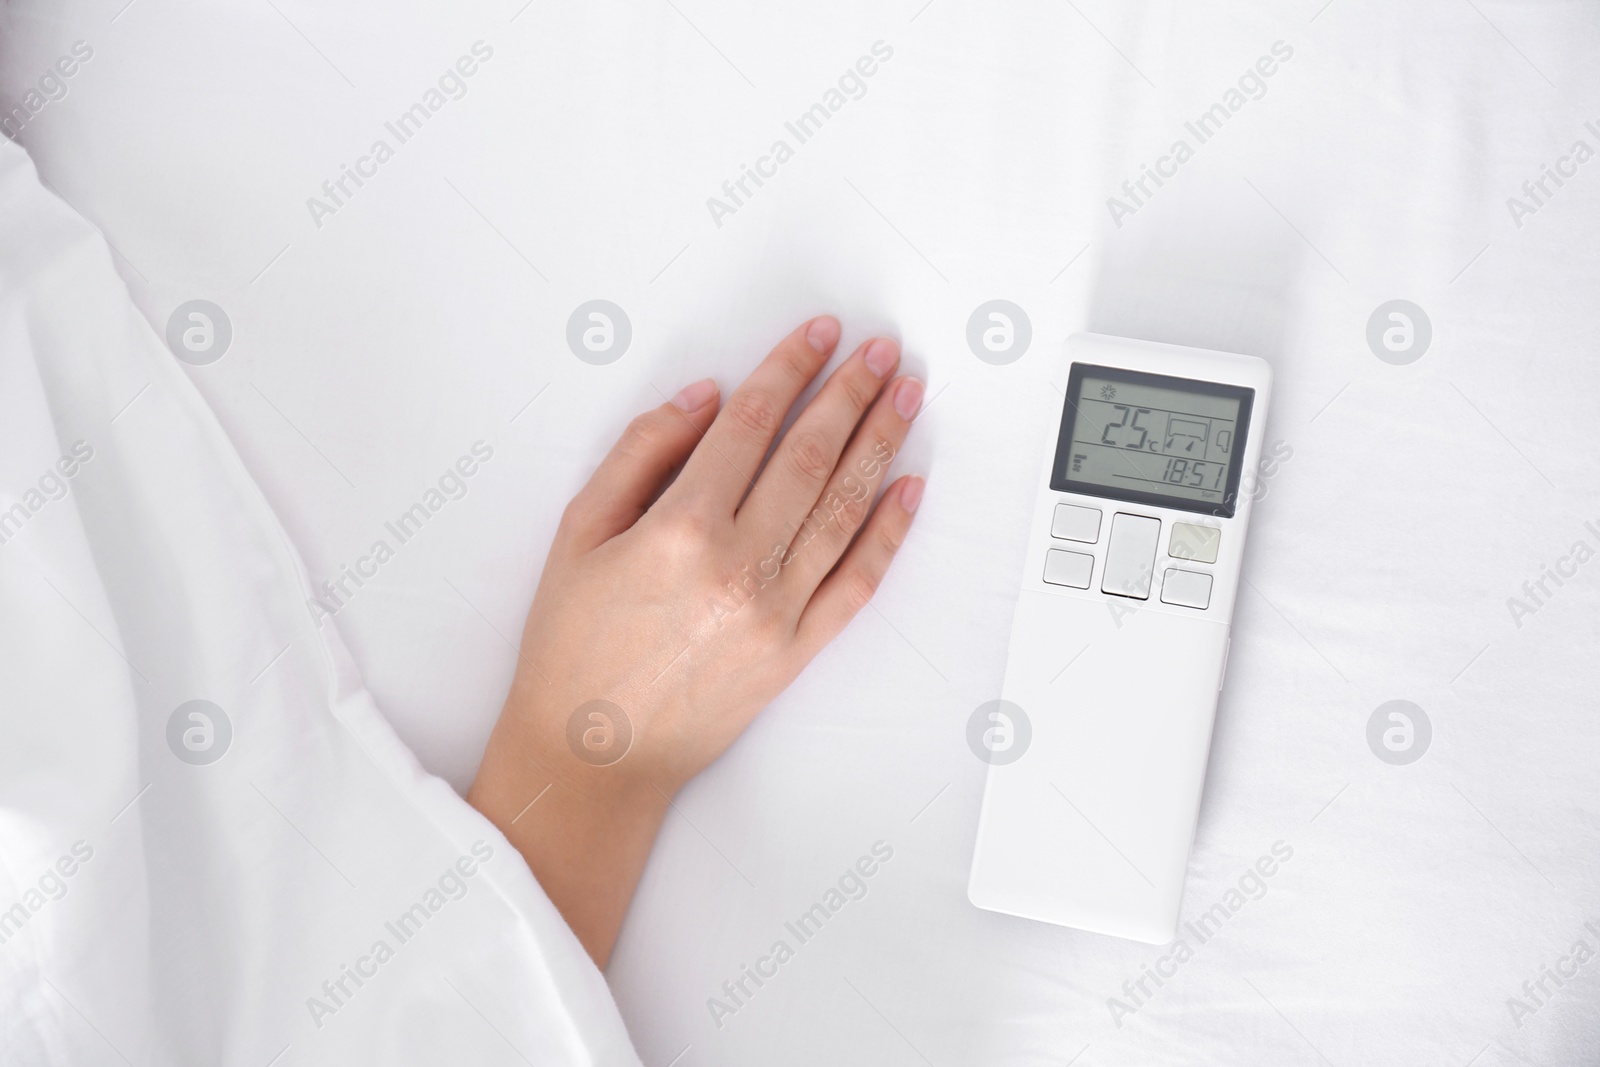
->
1169, 522, 1220, 564
1043, 549, 1094, 589
1101, 513, 1159, 599
1160, 568, 1213, 609
1050, 503, 1101, 543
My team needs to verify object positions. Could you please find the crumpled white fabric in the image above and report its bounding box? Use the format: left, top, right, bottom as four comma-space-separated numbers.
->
0, 135, 641, 1067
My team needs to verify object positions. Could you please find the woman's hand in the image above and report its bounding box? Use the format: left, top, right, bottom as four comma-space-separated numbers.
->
467, 316, 924, 965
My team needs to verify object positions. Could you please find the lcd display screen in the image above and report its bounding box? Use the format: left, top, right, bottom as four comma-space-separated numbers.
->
1050, 364, 1254, 517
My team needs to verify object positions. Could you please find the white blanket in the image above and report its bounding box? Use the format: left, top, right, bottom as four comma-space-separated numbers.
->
3, 0, 1598, 1064
0, 138, 639, 1066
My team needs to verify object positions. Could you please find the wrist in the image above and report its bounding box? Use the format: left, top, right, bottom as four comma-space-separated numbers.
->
471, 709, 672, 831
467, 707, 673, 967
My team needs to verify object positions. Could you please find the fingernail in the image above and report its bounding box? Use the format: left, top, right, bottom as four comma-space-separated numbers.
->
894, 377, 924, 420
900, 476, 925, 514
671, 377, 718, 412
864, 338, 899, 379
806, 316, 841, 354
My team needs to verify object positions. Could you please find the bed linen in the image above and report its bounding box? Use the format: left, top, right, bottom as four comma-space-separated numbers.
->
0, 137, 639, 1065
3, 0, 1598, 1064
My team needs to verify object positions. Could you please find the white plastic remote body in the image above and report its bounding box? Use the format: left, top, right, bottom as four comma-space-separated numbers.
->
968, 333, 1272, 944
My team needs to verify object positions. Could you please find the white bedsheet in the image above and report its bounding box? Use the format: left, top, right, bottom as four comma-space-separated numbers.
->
4, 0, 1599, 1064
0, 138, 638, 1065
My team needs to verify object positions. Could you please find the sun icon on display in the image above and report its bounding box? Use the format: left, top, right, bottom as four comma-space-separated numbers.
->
1099, 384, 1117, 401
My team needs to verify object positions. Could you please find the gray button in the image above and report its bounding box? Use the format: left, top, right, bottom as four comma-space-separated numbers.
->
1043, 549, 1094, 589
1101, 513, 1160, 599
1161, 568, 1213, 609
1051, 503, 1101, 543
1169, 522, 1220, 564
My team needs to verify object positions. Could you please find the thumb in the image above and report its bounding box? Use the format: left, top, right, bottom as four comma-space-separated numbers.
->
558, 379, 720, 553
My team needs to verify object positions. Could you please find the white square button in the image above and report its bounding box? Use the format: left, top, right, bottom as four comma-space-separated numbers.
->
1160, 568, 1213, 609
1043, 549, 1094, 589
1051, 504, 1101, 543
1169, 522, 1220, 564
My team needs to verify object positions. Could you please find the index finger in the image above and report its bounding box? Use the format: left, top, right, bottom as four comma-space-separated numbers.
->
673, 317, 841, 512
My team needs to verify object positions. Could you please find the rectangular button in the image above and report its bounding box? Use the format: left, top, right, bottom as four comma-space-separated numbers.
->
1169, 522, 1220, 564
1043, 549, 1094, 589
1101, 513, 1159, 599
1161, 568, 1213, 609
1051, 503, 1101, 543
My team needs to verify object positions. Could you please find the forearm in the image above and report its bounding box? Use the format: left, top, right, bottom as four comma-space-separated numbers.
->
468, 717, 670, 968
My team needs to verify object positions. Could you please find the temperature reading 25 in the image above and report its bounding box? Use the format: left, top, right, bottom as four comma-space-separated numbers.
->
1100, 405, 1155, 450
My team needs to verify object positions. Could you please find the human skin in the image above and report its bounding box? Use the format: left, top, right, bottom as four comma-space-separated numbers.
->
467, 316, 924, 966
